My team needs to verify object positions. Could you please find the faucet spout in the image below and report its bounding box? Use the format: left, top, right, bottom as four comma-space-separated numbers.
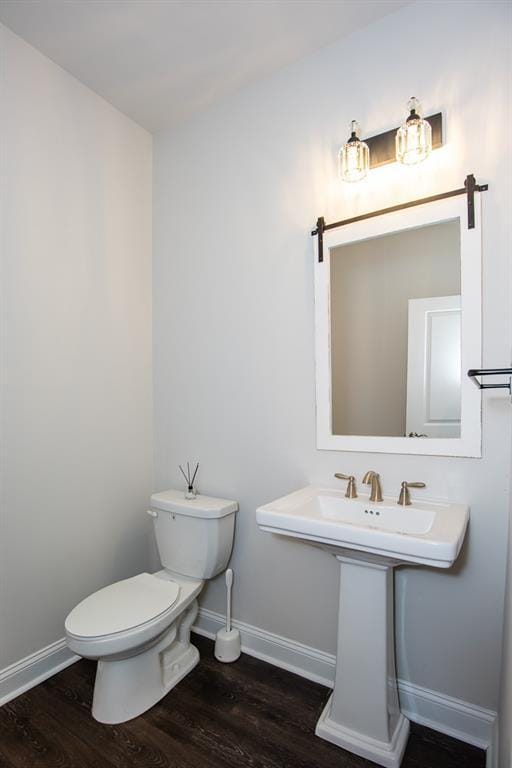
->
363, 471, 383, 503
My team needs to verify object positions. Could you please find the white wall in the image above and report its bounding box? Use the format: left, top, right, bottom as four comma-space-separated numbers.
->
153, 0, 512, 713
499, 477, 512, 766
0, 25, 153, 669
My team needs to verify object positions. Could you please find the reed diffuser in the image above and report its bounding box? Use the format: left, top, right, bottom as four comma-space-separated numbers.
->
179, 462, 199, 499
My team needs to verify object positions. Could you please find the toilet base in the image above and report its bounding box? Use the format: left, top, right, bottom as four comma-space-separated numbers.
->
92, 600, 199, 723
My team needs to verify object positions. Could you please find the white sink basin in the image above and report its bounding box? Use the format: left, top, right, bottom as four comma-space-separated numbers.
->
256, 485, 469, 568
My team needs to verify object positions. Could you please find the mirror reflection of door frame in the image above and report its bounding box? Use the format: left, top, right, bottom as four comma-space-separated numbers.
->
406, 295, 462, 439
314, 194, 482, 457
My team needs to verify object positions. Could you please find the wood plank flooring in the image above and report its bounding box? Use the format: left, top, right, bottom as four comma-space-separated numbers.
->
0, 635, 485, 768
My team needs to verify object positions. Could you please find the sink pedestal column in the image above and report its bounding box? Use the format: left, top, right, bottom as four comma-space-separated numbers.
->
316, 554, 410, 768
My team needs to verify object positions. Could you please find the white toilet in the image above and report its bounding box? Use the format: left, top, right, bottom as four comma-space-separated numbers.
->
65, 489, 238, 724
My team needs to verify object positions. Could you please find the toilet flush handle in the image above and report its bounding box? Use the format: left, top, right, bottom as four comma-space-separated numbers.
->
146, 509, 158, 518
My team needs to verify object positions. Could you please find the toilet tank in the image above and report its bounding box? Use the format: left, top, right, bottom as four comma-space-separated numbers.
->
149, 489, 238, 579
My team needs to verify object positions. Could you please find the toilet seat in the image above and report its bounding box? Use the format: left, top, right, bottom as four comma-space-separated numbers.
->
65, 573, 180, 639
65, 570, 203, 662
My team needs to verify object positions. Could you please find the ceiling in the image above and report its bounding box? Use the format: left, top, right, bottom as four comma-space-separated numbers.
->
0, 0, 410, 133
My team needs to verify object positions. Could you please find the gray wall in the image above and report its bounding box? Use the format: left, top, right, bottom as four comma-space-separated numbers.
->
0, 26, 153, 668
330, 221, 460, 436
153, 0, 512, 713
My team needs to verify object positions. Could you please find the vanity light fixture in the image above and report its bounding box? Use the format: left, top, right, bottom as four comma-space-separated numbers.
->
339, 120, 370, 182
336, 101, 441, 182
395, 97, 433, 165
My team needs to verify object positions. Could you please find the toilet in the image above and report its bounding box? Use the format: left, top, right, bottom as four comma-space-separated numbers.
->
65, 489, 238, 724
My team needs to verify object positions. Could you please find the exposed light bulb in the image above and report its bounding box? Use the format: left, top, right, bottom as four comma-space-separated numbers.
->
395, 97, 432, 165
339, 120, 370, 182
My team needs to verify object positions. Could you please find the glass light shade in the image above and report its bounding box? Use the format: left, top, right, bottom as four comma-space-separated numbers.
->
396, 97, 432, 165
339, 120, 370, 182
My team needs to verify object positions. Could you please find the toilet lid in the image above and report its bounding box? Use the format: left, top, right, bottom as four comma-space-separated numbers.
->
65, 573, 180, 638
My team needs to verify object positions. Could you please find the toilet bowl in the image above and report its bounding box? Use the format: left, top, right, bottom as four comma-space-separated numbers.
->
65, 490, 238, 723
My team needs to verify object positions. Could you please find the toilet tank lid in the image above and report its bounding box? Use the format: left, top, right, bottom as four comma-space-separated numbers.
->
150, 489, 238, 518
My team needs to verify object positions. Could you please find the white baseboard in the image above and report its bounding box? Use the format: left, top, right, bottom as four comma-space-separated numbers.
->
193, 607, 497, 756
194, 607, 336, 688
397, 678, 495, 750
0, 638, 79, 707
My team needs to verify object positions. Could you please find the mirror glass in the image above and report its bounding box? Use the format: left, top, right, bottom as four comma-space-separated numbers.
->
329, 219, 461, 438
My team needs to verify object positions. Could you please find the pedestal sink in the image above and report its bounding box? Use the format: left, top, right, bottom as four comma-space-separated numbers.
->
256, 485, 469, 768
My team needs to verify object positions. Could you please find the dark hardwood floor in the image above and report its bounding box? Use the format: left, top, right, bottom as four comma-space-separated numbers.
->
0, 635, 485, 768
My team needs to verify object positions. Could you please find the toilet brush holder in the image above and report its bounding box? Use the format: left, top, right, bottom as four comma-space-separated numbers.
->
214, 626, 241, 663
214, 569, 241, 663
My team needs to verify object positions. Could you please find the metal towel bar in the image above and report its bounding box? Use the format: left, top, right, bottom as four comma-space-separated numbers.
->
467, 368, 512, 394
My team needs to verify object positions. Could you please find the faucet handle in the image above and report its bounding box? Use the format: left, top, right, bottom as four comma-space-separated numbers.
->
398, 481, 426, 506
334, 473, 358, 499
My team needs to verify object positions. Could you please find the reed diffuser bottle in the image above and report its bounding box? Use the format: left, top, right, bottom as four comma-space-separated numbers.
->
179, 462, 199, 499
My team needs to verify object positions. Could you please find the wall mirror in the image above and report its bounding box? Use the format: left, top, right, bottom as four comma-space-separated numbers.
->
314, 195, 482, 457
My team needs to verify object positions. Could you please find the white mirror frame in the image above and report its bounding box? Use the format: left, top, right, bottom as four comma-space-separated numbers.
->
314, 194, 482, 457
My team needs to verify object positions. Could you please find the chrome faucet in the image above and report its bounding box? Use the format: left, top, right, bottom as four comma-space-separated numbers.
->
334, 473, 357, 498
363, 471, 383, 502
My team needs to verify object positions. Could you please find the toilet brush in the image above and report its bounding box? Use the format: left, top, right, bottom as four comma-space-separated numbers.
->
214, 569, 241, 663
